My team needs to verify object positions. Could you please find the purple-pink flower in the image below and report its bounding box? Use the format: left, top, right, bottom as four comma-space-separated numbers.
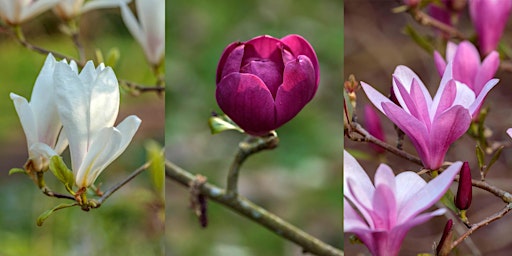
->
469, 0, 512, 55
364, 104, 385, 154
361, 64, 494, 169
216, 34, 319, 136
434, 41, 499, 118
344, 150, 462, 256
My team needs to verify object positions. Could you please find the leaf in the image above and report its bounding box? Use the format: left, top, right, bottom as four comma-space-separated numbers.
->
8, 168, 26, 175
37, 203, 78, 226
475, 144, 485, 169
208, 114, 244, 134
404, 24, 434, 54
106, 48, 120, 68
49, 156, 75, 192
440, 189, 458, 214
145, 140, 164, 198
486, 146, 504, 176
343, 89, 353, 130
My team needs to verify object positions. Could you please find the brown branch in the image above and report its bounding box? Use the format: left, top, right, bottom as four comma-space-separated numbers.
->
120, 79, 165, 95
451, 203, 512, 250
165, 160, 344, 256
409, 9, 467, 40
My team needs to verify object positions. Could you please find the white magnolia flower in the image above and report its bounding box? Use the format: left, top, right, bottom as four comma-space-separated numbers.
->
53, 0, 131, 20
54, 60, 141, 188
11, 54, 70, 172
120, 0, 164, 66
0, 0, 60, 25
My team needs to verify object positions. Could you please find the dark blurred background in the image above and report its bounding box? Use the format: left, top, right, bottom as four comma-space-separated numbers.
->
0, 5, 164, 256
345, 0, 512, 255
166, 0, 343, 255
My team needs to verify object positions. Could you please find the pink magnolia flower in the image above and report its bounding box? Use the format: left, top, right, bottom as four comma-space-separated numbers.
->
361, 64, 496, 169
344, 150, 462, 256
469, 0, 512, 55
434, 41, 499, 118
216, 34, 319, 136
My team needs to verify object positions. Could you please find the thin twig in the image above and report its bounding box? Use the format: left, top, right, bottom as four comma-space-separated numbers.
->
409, 9, 467, 40
96, 161, 151, 205
165, 160, 344, 256
451, 203, 512, 250
226, 133, 279, 197
120, 79, 165, 95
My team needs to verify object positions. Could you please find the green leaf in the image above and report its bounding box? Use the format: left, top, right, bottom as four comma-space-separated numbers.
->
145, 140, 164, 198
486, 146, 504, 176
440, 189, 458, 214
49, 156, 75, 192
8, 168, 26, 175
208, 114, 244, 134
475, 144, 485, 169
37, 203, 78, 226
404, 24, 434, 54
343, 89, 353, 129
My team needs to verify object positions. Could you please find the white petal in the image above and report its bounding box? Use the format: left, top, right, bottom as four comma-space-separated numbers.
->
453, 81, 476, 109
10, 93, 38, 149
19, 0, 59, 23
89, 67, 120, 135
119, 0, 146, 58
54, 62, 89, 172
360, 81, 393, 114
81, 0, 130, 13
75, 127, 122, 187
136, 0, 165, 64
393, 65, 432, 109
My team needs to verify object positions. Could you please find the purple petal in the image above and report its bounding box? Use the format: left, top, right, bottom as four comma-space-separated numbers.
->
274, 55, 316, 127
409, 78, 432, 128
391, 208, 446, 250
242, 35, 283, 65
398, 162, 462, 221
393, 76, 419, 117
216, 73, 276, 135
240, 59, 283, 98
281, 34, 320, 86
372, 183, 397, 230
474, 51, 499, 95
216, 41, 243, 84
507, 128, 512, 139
434, 80, 457, 118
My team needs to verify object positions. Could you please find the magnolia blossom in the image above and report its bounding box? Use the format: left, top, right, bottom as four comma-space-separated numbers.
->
54, 60, 141, 188
119, 0, 164, 66
0, 0, 60, 25
10, 54, 69, 172
469, 0, 512, 55
361, 64, 497, 169
53, 0, 130, 20
434, 41, 499, 118
344, 150, 462, 256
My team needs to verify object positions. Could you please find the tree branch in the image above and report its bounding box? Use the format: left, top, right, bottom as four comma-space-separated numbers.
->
165, 160, 344, 256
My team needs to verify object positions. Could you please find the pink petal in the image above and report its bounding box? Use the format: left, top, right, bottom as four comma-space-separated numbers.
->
360, 81, 394, 114
392, 66, 432, 109
242, 35, 283, 65
474, 51, 499, 95
434, 51, 447, 77
398, 162, 462, 221
507, 128, 512, 139
409, 78, 432, 128
434, 80, 457, 118
371, 183, 397, 230
216, 73, 276, 135
452, 41, 480, 89
469, 78, 499, 116
274, 55, 316, 127
395, 171, 427, 211
429, 106, 471, 169
446, 41, 457, 62
381, 102, 431, 167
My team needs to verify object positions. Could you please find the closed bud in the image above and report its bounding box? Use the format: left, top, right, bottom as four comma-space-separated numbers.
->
364, 104, 385, 153
436, 219, 454, 256
455, 162, 472, 210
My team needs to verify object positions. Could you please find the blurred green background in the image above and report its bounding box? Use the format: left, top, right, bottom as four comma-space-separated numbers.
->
166, 0, 343, 255
0, 5, 164, 256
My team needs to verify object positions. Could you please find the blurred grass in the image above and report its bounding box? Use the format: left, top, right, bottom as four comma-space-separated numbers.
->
166, 0, 342, 255
0, 8, 164, 256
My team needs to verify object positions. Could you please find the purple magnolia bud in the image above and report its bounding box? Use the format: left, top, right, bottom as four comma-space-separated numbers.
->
403, 0, 420, 7
455, 162, 472, 210
216, 35, 319, 136
364, 104, 385, 153
436, 219, 454, 256
470, 0, 512, 56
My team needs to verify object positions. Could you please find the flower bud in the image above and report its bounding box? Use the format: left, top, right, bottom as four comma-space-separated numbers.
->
436, 219, 453, 256
455, 162, 472, 210
364, 104, 385, 153
470, 0, 512, 55
216, 35, 319, 136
